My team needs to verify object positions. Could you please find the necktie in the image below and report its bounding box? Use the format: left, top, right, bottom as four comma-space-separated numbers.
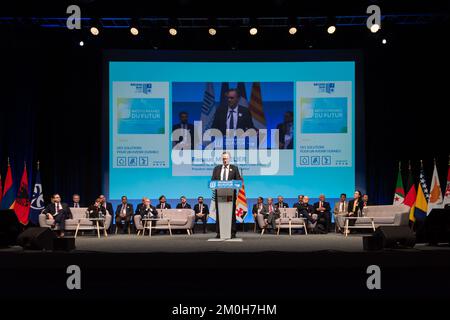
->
222, 165, 228, 180
270, 205, 273, 213
162, 203, 165, 209
228, 110, 235, 129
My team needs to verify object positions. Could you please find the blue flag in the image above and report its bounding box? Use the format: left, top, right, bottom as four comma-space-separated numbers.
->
29, 168, 44, 225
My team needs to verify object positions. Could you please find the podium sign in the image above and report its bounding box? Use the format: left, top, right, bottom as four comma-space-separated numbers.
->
208, 180, 242, 241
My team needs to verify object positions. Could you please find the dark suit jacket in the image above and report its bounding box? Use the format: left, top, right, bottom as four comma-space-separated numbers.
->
348, 199, 364, 216
156, 203, 171, 209
276, 122, 294, 149
252, 203, 268, 215
275, 202, 289, 208
313, 201, 331, 214
101, 202, 114, 216
135, 203, 144, 215
43, 202, 72, 219
211, 105, 254, 135
87, 205, 107, 218
194, 203, 209, 215
139, 205, 157, 218
176, 203, 192, 209
115, 203, 134, 218
211, 164, 242, 181
298, 204, 314, 218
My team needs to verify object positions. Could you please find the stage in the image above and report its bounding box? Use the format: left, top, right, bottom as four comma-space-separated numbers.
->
44, 232, 450, 253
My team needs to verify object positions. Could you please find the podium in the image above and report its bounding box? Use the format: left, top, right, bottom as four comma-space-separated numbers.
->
208, 180, 242, 242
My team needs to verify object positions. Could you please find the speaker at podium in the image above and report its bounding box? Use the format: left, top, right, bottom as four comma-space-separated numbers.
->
208, 179, 243, 242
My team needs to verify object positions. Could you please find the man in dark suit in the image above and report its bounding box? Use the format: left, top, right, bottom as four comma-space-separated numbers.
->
156, 195, 171, 209
135, 197, 146, 215
265, 197, 281, 232
138, 198, 158, 233
43, 193, 71, 237
275, 195, 289, 209
115, 195, 134, 234
71, 194, 82, 208
276, 111, 294, 149
172, 111, 195, 149
313, 194, 332, 233
193, 196, 209, 233
99, 194, 114, 232
293, 195, 304, 213
211, 151, 242, 238
176, 196, 191, 209
252, 197, 267, 231
211, 88, 255, 135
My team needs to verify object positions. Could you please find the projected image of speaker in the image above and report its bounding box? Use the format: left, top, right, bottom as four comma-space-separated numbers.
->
373, 226, 416, 249
0, 209, 21, 247
17, 227, 56, 251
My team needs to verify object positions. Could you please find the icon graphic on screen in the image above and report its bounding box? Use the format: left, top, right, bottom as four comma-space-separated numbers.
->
139, 157, 149, 166
128, 157, 137, 166
300, 156, 309, 165
311, 156, 320, 165
322, 156, 331, 165
117, 157, 126, 166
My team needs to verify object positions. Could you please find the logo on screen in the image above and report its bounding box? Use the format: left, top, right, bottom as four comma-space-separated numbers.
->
130, 83, 152, 94
314, 82, 335, 94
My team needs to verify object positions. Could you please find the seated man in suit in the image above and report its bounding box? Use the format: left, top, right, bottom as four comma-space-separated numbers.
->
265, 197, 281, 232
99, 194, 114, 232
176, 196, 191, 209
156, 195, 171, 209
276, 111, 294, 149
43, 193, 71, 238
313, 194, 331, 233
252, 197, 267, 231
86, 197, 107, 226
298, 196, 315, 232
211, 88, 255, 136
135, 197, 146, 215
115, 195, 134, 234
137, 197, 158, 232
362, 194, 370, 208
275, 195, 289, 209
333, 193, 348, 233
71, 194, 82, 208
193, 196, 209, 233
293, 195, 304, 213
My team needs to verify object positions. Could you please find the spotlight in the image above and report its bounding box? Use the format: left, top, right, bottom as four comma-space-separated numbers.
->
130, 27, 139, 36
169, 28, 178, 36
208, 27, 217, 36
370, 23, 380, 33
382, 38, 387, 44
327, 25, 336, 34
79, 41, 84, 47
288, 27, 297, 35
90, 26, 99, 36
249, 27, 258, 35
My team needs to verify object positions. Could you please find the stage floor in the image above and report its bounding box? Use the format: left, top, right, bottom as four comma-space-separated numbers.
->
65, 232, 450, 253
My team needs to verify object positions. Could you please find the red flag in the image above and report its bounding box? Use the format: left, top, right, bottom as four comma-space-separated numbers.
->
14, 165, 30, 225
404, 184, 417, 222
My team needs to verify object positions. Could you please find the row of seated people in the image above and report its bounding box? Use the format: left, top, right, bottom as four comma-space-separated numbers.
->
252, 191, 369, 234
43, 191, 369, 237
